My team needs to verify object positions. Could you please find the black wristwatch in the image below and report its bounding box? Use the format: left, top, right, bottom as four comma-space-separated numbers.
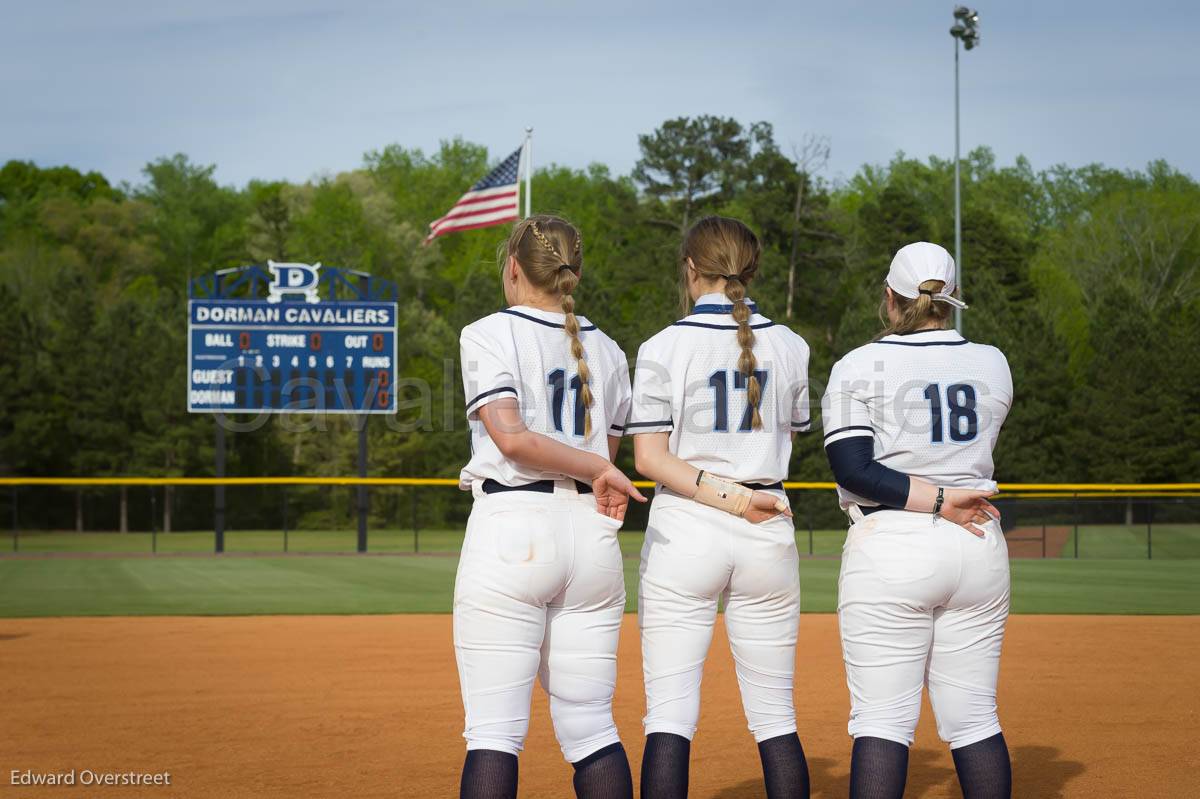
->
932, 487, 945, 518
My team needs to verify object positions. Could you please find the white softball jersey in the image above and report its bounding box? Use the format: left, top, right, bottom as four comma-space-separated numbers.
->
629, 293, 812, 485
458, 306, 631, 490
453, 304, 633, 764
631, 294, 810, 743
822, 328, 1013, 510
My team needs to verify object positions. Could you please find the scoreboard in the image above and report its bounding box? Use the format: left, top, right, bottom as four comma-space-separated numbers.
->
187, 299, 397, 414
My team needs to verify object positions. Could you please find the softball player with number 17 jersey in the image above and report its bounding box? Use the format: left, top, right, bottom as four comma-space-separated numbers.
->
630, 216, 812, 799
823, 242, 1014, 798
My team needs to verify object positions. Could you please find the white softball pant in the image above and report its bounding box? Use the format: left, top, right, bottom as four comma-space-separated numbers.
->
639, 490, 801, 743
838, 508, 1010, 750
453, 481, 627, 763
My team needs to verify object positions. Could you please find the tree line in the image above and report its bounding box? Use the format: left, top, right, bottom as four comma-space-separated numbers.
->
1, 116, 1197, 532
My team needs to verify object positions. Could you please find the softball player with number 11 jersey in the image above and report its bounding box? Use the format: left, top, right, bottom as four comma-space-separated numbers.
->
454, 215, 644, 799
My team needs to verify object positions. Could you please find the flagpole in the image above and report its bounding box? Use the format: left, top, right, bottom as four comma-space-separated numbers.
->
523, 127, 533, 218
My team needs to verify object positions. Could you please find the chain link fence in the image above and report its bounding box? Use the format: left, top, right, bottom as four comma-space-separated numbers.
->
2, 480, 1198, 559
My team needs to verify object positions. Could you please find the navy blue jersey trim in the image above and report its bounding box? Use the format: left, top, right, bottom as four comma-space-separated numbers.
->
874, 338, 969, 347
691, 302, 757, 315
609, 424, 626, 432
626, 419, 673, 429
823, 424, 874, 440
466, 386, 517, 411
673, 320, 775, 331
501, 308, 597, 331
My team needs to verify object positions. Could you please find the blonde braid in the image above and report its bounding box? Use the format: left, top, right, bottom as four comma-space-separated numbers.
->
505, 216, 593, 438
725, 274, 763, 430
529, 221, 562, 260
556, 256, 593, 438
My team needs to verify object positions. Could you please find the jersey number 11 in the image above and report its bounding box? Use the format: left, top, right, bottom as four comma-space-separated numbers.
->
548, 369, 586, 437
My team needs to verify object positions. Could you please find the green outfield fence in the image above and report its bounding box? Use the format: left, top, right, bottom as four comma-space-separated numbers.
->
1, 478, 1198, 560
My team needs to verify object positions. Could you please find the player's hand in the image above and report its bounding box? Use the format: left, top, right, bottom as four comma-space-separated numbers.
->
939, 489, 1000, 538
592, 464, 647, 521
742, 491, 793, 524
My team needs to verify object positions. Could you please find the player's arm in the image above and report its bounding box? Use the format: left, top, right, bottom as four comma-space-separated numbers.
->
633, 433, 787, 523
822, 358, 996, 535
823, 438, 997, 536
477, 398, 646, 519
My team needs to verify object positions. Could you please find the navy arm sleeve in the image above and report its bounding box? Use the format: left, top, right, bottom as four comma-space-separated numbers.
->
824, 437, 910, 509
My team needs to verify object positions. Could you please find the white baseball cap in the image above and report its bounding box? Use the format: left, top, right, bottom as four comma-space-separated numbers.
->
885, 242, 968, 310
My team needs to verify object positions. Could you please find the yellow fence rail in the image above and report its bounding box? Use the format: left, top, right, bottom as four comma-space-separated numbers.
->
2, 477, 1199, 494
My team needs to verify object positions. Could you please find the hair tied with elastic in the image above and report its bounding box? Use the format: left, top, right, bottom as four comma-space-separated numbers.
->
919, 288, 934, 296
558, 263, 577, 273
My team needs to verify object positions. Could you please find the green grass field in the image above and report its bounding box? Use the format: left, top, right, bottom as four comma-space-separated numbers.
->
3, 528, 854, 557
2, 523, 1196, 618
12, 523, 1200, 558
1062, 524, 1200, 559
0, 553, 1196, 618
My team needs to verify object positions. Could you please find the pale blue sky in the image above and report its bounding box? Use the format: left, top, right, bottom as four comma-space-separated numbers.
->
3, 0, 1197, 188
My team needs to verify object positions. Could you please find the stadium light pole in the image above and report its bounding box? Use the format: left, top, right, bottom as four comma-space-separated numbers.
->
950, 6, 980, 334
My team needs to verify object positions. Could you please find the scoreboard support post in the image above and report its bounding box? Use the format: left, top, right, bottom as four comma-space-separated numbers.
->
356, 416, 368, 553
215, 418, 226, 554
188, 264, 399, 556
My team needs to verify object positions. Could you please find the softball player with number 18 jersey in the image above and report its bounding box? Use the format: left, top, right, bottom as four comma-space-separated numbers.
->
454, 215, 645, 799
630, 216, 812, 799
823, 242, 1014, 799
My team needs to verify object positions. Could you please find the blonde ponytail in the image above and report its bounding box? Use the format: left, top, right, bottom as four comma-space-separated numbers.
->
557, 268, 593, 438
506, 216, 594, 437
880, 279, 954, 335
680, 216, 765, 431
724, 275, 763, 430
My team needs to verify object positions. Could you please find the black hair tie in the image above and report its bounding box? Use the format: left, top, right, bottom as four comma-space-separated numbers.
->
918, 288, 934, 296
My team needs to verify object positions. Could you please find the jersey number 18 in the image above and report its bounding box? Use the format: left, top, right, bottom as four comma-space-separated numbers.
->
922, 383, 978, 443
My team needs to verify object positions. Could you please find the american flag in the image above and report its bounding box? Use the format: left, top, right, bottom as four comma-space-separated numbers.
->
424, 146, 523, 244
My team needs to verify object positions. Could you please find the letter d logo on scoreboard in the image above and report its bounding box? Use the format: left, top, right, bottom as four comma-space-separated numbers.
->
267, 261, 321, 304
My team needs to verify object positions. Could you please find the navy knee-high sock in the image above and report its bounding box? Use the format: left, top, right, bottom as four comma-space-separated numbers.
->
951, 733, 1011, 799
572, 742, 633, 799
640, 732, 690, 799
460, 749, 518, 799
757, 732, 810, 798
849, 737, 908, 799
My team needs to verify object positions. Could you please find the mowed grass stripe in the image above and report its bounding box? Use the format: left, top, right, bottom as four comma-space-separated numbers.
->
1, 557, 1197, 618
13, 524, 1200, 559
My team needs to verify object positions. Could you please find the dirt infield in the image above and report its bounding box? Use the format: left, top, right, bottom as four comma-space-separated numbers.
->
2, 615, 1195, 798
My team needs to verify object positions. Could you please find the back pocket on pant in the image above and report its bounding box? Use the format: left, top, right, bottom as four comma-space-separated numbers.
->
589, 513, 625, 572
493, 509, 556, 565
854, 531, 938, 583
